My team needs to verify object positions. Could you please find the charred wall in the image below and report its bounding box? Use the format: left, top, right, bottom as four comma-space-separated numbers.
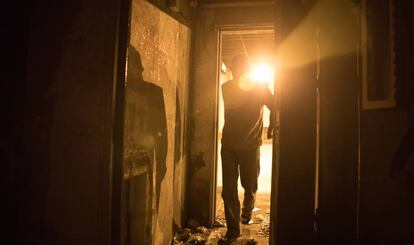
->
127, 0, 191, 243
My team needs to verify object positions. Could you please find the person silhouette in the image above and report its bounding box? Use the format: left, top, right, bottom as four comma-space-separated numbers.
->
220, 54, 274, 242
125, 46, 168, 213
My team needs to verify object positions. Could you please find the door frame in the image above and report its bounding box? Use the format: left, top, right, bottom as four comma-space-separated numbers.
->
111, 0, 132, 243
210, 23, 276, 228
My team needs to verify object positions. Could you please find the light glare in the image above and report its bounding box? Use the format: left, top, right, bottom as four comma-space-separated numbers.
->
249, 63, 274, 85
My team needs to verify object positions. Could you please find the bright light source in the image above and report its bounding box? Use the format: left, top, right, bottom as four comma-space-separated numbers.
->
221, 62, 227, 73
249, 63, 274, 85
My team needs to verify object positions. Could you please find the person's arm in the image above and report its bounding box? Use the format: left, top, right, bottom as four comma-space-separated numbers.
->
267, 110, 275, 139
262, 86, 274, 111
258, 84, 275, 139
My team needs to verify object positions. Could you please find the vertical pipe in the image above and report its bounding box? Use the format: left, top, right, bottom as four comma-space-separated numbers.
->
356, 27, 362, 245
314, 24, 321, 236
314, 87, 320, 230
356, 7, 362, 242
356, 95, 361, 245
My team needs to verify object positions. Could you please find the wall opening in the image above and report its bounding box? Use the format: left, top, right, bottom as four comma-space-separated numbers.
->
214, 28, 275, 243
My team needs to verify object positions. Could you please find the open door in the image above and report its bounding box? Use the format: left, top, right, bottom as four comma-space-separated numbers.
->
271, 1, 360, 244
270, 1, 319, 244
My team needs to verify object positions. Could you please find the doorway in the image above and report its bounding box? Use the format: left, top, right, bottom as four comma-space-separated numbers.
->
214, 27, 275, 243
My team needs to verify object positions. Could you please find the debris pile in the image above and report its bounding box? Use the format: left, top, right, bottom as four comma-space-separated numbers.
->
172, 219, 211, 245
256, 213, 270, 237
241, 239, 258, 245
212, 219, 226, 228
172, 215, 266, 244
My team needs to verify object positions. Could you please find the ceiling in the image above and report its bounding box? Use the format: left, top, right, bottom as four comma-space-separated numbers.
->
221, 30, 275, 69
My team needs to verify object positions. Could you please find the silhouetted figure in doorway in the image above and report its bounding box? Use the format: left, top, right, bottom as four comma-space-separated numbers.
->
220, 54, 274, 242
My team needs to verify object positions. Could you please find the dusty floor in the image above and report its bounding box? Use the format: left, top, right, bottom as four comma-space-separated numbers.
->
173, 143, 272, 244
172, 190, 271, 245
214, 188, 270, 244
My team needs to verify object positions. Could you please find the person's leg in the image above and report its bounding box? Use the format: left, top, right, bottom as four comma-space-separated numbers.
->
220, 147, 241, 237
239, 147, 260, 223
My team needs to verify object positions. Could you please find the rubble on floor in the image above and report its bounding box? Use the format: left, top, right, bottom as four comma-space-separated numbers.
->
171, 217, 268, 245
172, 219, 211, 245
255, 213, 270, 237
212, 219, 226, 228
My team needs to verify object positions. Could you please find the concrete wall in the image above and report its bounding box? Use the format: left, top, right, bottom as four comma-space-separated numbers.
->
128, 0, 191, 243
189, 4, 275, 225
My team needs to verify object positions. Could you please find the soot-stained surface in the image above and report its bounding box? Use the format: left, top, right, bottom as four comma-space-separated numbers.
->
129, 0, 191, 243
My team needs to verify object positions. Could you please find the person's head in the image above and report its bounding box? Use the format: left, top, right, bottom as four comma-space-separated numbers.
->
128, 46, 145, 81
231, 54, 250, 79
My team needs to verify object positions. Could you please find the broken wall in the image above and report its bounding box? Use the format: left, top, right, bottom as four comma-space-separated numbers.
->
127, 0, 191, 243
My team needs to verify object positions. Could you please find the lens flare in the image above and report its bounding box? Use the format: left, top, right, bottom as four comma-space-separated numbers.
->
249, 63, 274, 85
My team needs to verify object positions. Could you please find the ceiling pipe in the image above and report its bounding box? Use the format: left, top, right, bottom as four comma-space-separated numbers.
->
199, 0, 275, 8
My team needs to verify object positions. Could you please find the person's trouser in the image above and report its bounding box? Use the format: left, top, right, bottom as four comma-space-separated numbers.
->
221, 146, 260, 236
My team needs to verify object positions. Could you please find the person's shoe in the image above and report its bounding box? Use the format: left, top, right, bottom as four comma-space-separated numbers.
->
219, 233, 240, 244
241, 213, 252, 224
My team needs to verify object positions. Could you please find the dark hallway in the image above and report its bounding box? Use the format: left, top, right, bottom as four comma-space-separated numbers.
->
2, 0, 414, 245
